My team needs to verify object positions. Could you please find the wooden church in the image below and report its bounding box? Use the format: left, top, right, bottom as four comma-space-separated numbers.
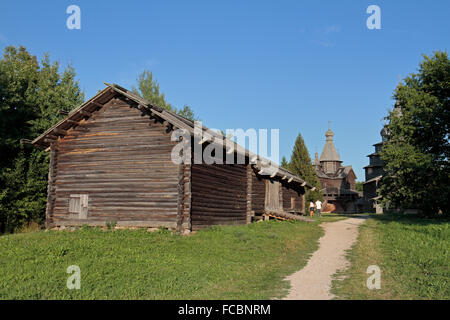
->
314, 128, 360, 213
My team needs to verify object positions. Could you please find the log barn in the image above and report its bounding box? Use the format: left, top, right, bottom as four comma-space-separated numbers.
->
32, 83, 314, 232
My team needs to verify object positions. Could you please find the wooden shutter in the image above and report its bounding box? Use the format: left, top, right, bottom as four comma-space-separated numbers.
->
69, 194, 89, 219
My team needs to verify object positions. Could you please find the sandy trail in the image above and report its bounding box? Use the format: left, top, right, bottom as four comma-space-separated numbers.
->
284, 217, 367, 300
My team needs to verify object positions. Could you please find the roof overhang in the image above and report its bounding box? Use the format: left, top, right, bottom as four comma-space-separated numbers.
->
32, 83, 315, 190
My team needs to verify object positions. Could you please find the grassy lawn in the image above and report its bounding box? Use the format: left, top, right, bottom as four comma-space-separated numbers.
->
0, 220, 322, 300
332, 214, 449, 300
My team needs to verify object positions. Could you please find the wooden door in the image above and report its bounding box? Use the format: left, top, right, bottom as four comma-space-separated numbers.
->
265, 180, 280, 212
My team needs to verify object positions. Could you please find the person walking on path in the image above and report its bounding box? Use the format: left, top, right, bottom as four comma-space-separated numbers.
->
309, 201, 315, 218
315, 199, 323, 217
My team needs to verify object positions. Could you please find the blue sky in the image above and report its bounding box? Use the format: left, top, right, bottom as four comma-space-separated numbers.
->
1, 0, 448, 180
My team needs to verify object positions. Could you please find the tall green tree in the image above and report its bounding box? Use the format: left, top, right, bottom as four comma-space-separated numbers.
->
280, 156, 289, 169
287, 133, 323, 206
0, 46, 84, 232
380, 51, 449, 216
132, 70, 196, 120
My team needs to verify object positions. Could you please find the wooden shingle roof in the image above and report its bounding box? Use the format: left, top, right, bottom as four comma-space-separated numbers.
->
319, 129, 342, 162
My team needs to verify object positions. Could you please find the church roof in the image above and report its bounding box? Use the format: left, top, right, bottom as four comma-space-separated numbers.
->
319, 129, 341, 162
316, 165, 355, 180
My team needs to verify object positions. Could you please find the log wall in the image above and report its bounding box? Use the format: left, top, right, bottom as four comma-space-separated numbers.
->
251, 172, 266, 216
191, 164, 247, 230
281, 183, 305, 213
50, 97, 180, 228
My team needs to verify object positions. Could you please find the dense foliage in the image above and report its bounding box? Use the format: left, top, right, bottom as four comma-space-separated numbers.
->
380, 51, 449, 215
0, 46, 84, 233
280, 156, 289, 169
354, 181, 363, 192
132, 70, 196, 120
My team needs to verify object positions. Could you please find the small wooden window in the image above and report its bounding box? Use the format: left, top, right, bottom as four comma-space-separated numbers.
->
69, 194, 89, 219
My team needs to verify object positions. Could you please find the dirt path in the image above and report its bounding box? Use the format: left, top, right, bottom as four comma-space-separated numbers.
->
284, 217, 367, 300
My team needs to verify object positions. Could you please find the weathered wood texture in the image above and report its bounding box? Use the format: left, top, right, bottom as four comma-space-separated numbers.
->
281, 183, 305, 213
246, 165, 253, 223
265, 180, 281, 212
50, 97, 180, 228
251, 171, 266, 216
191, 164, 247, 230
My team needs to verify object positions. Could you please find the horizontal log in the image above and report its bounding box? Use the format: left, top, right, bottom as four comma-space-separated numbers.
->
54, 199, 178, 207
56, 173, 179, 180
57, 141, 175, 151
60, 128, 172, 137
192, 169, 247, 184
65, 128, 171, 138
192, 175, 247, 193
82, 213, 178, 219
55, 179, 178, 186
56, 161, 178, 169
190, 191, 248, 203
50, 220, 177, 228
191, 212, 246, 219
57, 151, 176, 161
265, 210, 312, 222
53, 207, 177, 214
191, 204, 246, 213
52, 212, 178, 220
54, 186, 178, 193
54, 192, 178, 198
192, 196, 246, 205
192, 221, 245, 230
56, 176, 179, 183
190, 205, 246, 214
57, 152, 176, 161
192, 183, 246, 195
192, 164, 246, 175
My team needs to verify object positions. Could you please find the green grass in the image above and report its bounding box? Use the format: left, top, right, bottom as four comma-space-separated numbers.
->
312, 212, 351, 223
0, 220, 322, 300
332, 214, 450, 300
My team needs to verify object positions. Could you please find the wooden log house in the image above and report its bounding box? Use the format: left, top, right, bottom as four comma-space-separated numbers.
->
32, 83, 314, 232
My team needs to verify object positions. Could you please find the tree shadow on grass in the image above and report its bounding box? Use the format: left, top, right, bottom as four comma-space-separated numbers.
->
366, 212, 450, 227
